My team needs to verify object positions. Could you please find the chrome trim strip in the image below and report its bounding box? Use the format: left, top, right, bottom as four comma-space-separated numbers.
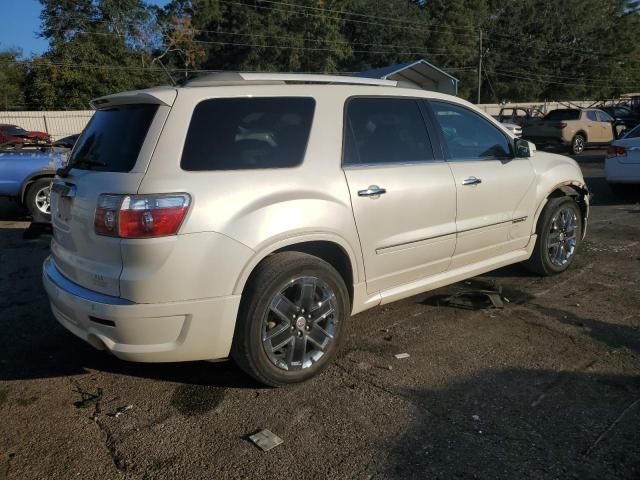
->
376, 231, 456, 253
44, 257, 134, 306
376, 216, 529, 253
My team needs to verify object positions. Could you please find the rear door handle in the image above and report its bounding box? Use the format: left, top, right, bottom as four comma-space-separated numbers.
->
358, 186, 386, 197
462, 177, 482, 186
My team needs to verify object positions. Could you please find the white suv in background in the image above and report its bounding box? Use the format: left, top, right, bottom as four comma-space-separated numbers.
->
43, 72, 589, 386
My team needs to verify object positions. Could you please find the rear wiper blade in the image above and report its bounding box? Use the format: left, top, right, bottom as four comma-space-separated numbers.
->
56, 159, 107, 178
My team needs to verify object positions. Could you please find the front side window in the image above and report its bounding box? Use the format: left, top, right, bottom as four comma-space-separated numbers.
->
596, 110, 614, 122
587, 111, 598, 122
181, 97, 315, 171
430, 101, 512, 160
343, 97, 434, 166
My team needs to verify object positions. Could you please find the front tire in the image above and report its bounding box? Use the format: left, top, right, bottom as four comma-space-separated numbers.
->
231, 251, 350, 387
524, 197, 582, 276
25, 178, 52, 223
570, 134, 586, 155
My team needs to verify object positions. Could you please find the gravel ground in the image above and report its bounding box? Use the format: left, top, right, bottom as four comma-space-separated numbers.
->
1, 151, 639, 479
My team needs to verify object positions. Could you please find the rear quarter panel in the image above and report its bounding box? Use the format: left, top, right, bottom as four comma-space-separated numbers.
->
134, 85, 366, 302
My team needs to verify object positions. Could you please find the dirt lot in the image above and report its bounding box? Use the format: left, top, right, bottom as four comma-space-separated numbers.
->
1, 151, 639, 480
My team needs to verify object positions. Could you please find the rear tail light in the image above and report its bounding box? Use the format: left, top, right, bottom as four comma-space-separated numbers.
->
95, 193, 191, 238
607, 145, 627, 157
558, 122, 567, 129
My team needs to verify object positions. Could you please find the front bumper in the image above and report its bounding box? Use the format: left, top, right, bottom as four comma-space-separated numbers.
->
42, 256, 241, 362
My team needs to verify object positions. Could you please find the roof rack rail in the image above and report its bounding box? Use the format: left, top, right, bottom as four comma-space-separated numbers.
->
184, 71, 397, 88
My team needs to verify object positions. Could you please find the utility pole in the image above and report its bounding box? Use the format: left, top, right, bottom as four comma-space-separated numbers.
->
477, 29, 482, 104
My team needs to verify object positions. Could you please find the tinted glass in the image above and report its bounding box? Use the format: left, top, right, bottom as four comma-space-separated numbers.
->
69, 104, 157, 173
624, 124, 640, 138
587, 111, 598, 121
596, 110, 614, 122
545, 109, 580, 121
343, 98, 433, 165
181, 97, 315, 171
0, 125, 27, 135
430, 101, 512, 160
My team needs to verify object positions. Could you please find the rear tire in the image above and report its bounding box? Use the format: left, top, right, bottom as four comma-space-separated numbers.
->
524, 197, 582, 276
25, 178, 52, 223
231, 251, 350, 387
570, 134, 586, 155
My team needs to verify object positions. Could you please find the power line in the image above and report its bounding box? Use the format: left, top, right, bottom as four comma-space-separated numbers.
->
493, 70, 640, 89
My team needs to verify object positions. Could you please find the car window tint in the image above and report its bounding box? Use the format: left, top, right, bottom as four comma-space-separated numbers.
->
624, 124, 640, 138
343, 98, 434, 165
181, 97, 315, 171
430, 101, 512, 161
545, 109, 581, 121
69, 104, 158, 173
597, 110, 614, 122
586, 111, 598, 121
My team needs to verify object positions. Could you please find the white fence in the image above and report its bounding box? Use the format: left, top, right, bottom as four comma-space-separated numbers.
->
0, 110, 94, 142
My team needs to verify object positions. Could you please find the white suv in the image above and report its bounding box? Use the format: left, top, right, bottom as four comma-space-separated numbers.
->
43, 72, 589, 386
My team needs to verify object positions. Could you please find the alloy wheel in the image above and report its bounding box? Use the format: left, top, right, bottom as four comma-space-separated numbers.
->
262, 276, 338, 371
34, 186, 51, 214
547, 206, 578, 267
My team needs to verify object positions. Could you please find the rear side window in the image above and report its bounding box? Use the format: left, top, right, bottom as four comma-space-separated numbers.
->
545, 109, 581, 121
69, 104, 158, 173
343, 97, 434, 165
181, 97, 315, 171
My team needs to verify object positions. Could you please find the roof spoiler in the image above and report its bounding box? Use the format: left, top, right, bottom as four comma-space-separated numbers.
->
90, 88, 177, 110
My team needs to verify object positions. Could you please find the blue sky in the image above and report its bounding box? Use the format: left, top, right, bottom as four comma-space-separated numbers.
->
0, 0, 171, 57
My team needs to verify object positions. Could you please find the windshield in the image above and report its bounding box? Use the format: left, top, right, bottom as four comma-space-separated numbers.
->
545, 110, 580, 121
68, 104, 157, 173
624, 124, 640, 138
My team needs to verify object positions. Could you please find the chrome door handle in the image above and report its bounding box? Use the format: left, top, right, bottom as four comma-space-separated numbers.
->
462, 177, 482, 186
358, 186, 387, 197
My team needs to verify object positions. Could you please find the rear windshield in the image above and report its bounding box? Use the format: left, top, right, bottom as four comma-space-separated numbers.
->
181, 97, 315, 171
68, 104, 158, 173
545, 109, 580, 121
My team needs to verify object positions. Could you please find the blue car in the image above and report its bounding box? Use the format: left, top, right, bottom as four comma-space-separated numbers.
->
0, 148, 68, 222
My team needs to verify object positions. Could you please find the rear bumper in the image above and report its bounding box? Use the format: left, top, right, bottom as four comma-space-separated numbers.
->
42, 256, 241, 362
605, 158, 640, 183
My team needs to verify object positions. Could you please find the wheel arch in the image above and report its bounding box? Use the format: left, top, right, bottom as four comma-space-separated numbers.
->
19, 171, 55, 204
573, 130, 588, 143
532, 181, 589, 239
233, 233, 362, 306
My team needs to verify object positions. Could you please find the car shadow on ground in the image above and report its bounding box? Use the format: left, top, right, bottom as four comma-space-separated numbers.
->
584, 176, 640, 207
0, 224, 262, 389
0, 198, 29, 221
379, 368, 640, 479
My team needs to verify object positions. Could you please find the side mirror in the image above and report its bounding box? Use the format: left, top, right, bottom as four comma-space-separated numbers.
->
515, 138, 535, 158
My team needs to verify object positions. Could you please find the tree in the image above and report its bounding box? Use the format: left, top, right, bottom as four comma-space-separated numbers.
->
27, 0, 165, 109
0, 49, 28, 110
